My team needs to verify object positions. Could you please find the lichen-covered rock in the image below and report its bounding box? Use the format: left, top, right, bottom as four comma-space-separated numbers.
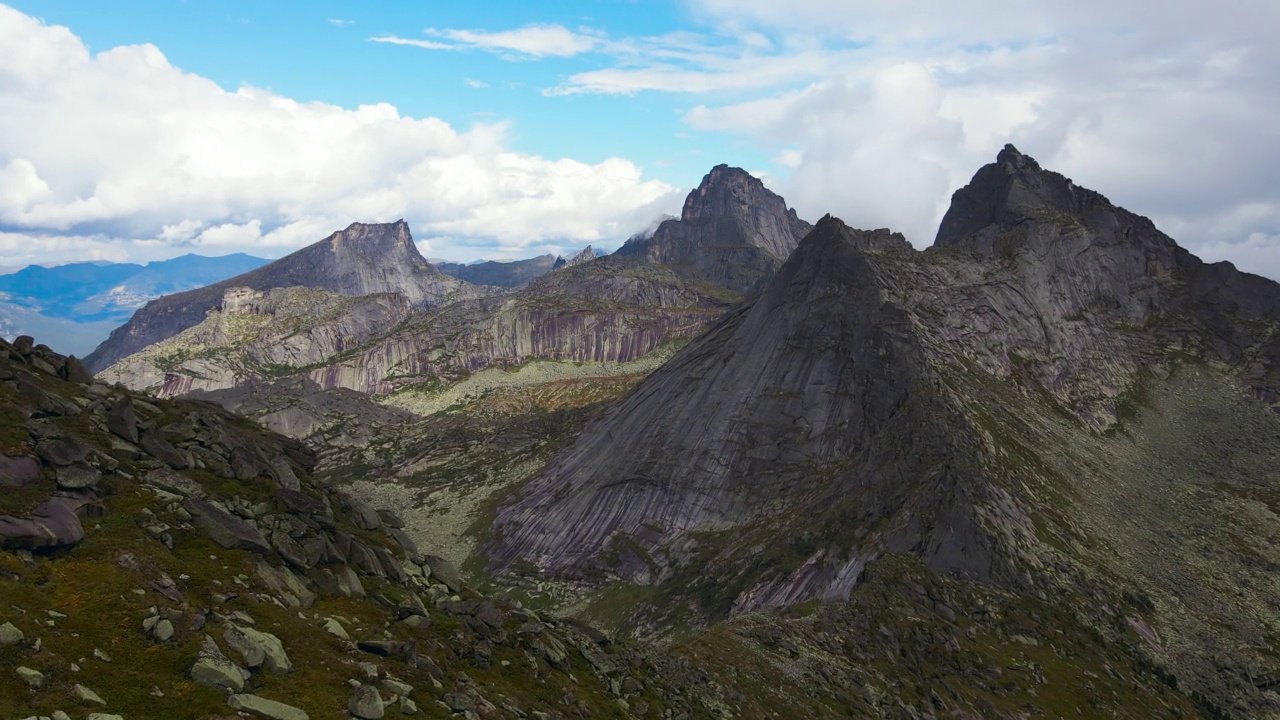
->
228, 693, 310, 720
183, 497, 270, 553
348, 684, 385, 719
229, 625, 292, 674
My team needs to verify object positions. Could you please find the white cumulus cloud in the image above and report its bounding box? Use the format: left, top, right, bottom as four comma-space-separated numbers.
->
0, 5, 676, 265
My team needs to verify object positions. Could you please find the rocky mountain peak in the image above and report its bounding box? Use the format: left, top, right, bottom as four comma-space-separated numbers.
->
935, 144, 1120, 250
85, 220, 481, 373
552, 245, 596, 271
615, 164, 813, 294
681, 164, 786, 225
327, 219, 416, 255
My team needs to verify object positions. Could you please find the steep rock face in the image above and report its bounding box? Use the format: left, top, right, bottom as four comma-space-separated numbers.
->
929, 144, 1280, 421
85, 221, 481, 372
489, 220, 1013, 606
489, 147, 1280, 612
97, 287, 414, 397
302, 256, 733, 395
615, 165, 812, 294
100, 256, 735, 400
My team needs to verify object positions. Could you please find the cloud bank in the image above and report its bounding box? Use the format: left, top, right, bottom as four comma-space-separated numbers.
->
0, 6, 677, 265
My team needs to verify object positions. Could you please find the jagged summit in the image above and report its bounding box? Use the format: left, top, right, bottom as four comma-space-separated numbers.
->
552, 245, 596, 271
85, 220, 478, 372
615, 164, 812, 294
326, 219, 415, 253
933, 144, 1169, 255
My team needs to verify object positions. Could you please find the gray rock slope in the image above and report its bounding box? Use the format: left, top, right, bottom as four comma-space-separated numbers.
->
94, 166, 805, 402
85, 221, 480, 372
489, 219, 1000, 605
616, 164, 812, 294
489, 145, 1280, 628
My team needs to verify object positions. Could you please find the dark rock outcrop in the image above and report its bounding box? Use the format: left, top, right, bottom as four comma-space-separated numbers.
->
616, 165, 812, 294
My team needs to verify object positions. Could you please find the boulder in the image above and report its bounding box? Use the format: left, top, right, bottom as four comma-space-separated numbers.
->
323, 618, 350, 640
423, 555, 463, 593
139, 431, 188, 470
105, 397, 139, 444
254, 560, 317, 608
0, 621, 24, 645
272, 531, 310, 569
0, 496, 85, 550
0, 454, 41, 487
310, 566, 367, 598
73, 683, 107, 706
35, 437, 89, 466
183, 497, 270, 553
227, 693, 311, 720
348, 685, 385, 719
16, 665, 43, 687
377, 508, 406, 529
388, 527, 418, 555
275, 489, 326, 517
145, 468, 205, 498
229, 446, 263, 481
230, 625, 292, 674
60, 355, 95, 384
339, 493, 382, 531
191, 634, 248, 693
224, 625, 267, 668
55, 463, 101, 490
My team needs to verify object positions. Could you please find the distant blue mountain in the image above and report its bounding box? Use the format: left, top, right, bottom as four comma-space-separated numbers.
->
0, 253, 269, 356
0, 253, 269, 322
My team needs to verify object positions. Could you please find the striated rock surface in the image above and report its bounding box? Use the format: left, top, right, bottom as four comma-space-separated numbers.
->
616, 165, 812, 294
85, 221, 484, 373
489, 220, 993, 603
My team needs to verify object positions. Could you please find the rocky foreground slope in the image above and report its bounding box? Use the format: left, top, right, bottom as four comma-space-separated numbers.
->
0, 335, 728, 720
84, 221, 482, 373
488, 147, 1280, 718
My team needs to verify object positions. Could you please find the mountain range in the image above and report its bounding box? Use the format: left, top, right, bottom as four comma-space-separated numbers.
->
3, 147, 1279, 718
0, 253, 268, 357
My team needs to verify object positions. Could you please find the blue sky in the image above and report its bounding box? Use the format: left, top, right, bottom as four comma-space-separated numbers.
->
13, 1, 766, 185
2, 0, 1279, 279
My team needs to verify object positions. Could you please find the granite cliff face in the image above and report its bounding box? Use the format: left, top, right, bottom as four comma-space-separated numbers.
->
616, 165, 812, 294
488, 147, 1280, 717
98, 254, 735, 401
85, 221, 481, 373
94, 168, 806, 407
